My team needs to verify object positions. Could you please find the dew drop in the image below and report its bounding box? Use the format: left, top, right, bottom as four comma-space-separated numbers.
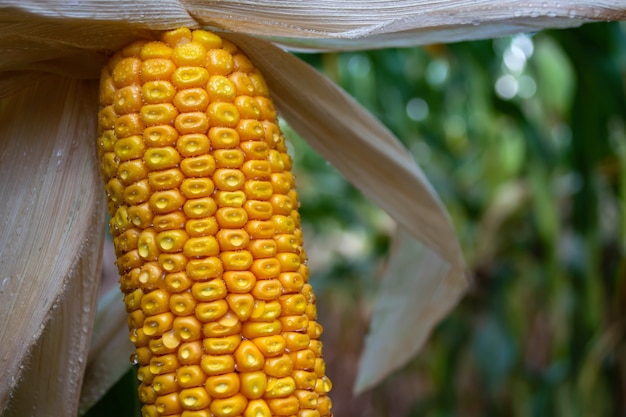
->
160, 236, 175, 250
138, 244, 149, 258
183, 396, 197, 407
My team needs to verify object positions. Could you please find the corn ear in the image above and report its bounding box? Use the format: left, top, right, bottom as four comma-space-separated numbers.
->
97, 28, 332, 417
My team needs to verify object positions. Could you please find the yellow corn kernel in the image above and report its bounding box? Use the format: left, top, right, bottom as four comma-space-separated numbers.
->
184, 197, 217, 219
177, 133, 211, 157
152, 373, 177, 395
164, 271, 192, 293
144, 125, 179, 147
266, 395, 299, 416
263, 354, 293, 378
216, 207, 248, 228
244, 399, 272, 417
175, 111, 209, 134
252, 335, 286, 357
149, 353, 179, 375
202, 334, 242, 355
289, 349, 316, 371
209, 127, 240, 149
239, 371, 267, 400
203, 319, 242, 338
141, 289, 170, 315
208, 102, 240, 128
148, 168, 184, 190
118, 159, 148, 185
201, 354, 236, 376
245, 220, 275, 239
279, 294, 307, 315
183, 236, 219, 258
234, 340, 266, 372
264, 376, 296, 399
186, 217, 219, 237
249, 300, 282, 322
186, 257, 223, 281
220, 250, 253, 271
206, 49, 234, 75
230, 72, 255, 95
207, 75, 237, 102
215, 190, 247, 208
226, 293, 255, 321
251, 279, 283, 301
174, 315, 203, 341
210, 393, 248, 417
157, 229, 188, 252
217, 229, 250, 251
223, 271, 256, 293
177, 364, 207, 388
247, 239, 277, 259
181, 177, 215, 199
205, 372, 241, 398
283, 332, 311, 352
141, 59, 176, 82
112, 57, 141, 87
141, 103, 179, 125
241, 320, 282, 339
143, 312, 174, 336
144, 146, 181, 170
138, 384, 157, 406
172, 66, 210, 89
295, 390, 319, 409
244, 200, 273, 221
178, 341, 205, 366
159, 253, 187, 273
99, 28, 332, 417
114, 135, 145, 161
191, 279, 227, 301
115, 113, 144, 138
153, 211, 186, 232
180, 386, 211, 410
181, 154, 216, 177
250, 258, 281, 280
155, 392, 183, 415
195, 299, 229, 322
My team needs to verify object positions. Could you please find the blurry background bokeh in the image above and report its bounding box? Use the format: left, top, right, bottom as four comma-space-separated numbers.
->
87, 21, 626, 417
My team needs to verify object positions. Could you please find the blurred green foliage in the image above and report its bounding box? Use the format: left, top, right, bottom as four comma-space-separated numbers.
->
86, 21, 626, 417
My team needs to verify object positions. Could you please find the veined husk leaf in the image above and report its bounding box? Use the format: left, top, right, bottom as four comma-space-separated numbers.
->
185, 0, 626, 50
2, 0, 624, 78
227, 33, 467, 392
78, 280, 134, 415
0, 76, 105, 414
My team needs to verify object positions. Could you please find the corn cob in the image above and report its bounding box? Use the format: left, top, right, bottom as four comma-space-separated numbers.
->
97, 28, 333, 417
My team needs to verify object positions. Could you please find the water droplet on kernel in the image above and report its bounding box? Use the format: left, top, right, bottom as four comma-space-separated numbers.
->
149, 152, 164, 164
155, 198, 168, 209
138, 244, 149, 258
228, 234, 244, 247
129, 353, 139, 366
160, 237, 174, 250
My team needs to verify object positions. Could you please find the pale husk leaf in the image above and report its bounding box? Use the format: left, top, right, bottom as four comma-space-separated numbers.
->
79, 281, 134, 415
227, 33, 467, 391
184, 0, 626, 50
2, 0, 626, 79
0, 76, 104, 414
355, 231, 465, 392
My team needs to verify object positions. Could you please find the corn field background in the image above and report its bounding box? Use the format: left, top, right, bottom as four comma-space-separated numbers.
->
86, 21, 626, 417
